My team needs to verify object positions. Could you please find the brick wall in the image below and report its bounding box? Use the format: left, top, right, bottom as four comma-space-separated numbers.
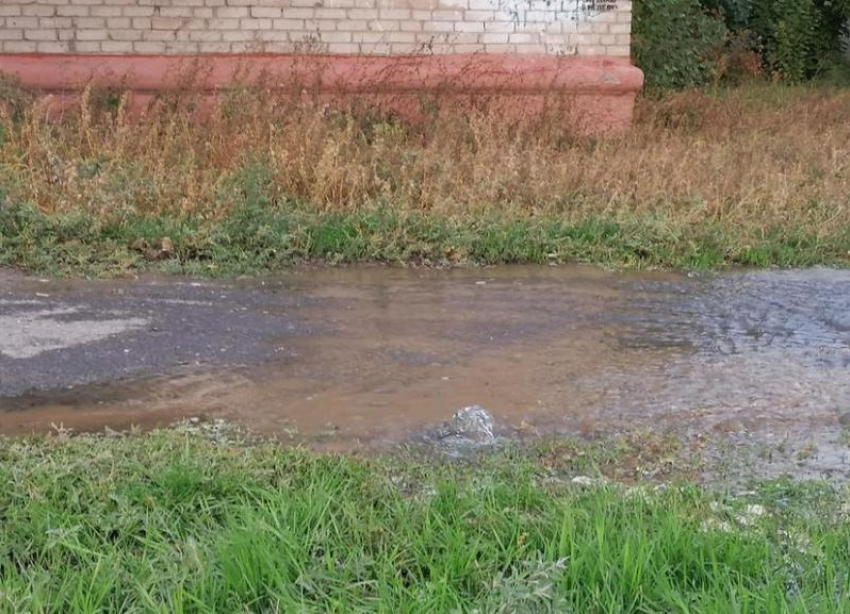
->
0, 0, 631, 57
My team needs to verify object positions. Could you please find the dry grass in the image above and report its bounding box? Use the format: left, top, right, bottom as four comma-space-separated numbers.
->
1, 79, 850, 273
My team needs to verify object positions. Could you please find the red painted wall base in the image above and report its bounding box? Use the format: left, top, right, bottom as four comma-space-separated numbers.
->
0, 53, 644, 133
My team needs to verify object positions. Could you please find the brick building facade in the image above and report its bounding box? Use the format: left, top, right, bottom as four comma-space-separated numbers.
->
0, 0, 642, 131
0, 0, 631, 56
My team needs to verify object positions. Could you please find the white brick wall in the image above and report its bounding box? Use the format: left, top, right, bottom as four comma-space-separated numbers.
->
0, 0, 631, 56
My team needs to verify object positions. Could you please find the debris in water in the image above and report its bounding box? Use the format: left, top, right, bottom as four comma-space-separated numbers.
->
418, 405, 497, 454
441, 405, 495, 444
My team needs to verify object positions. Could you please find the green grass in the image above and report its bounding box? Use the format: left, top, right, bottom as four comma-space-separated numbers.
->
1, 430, 849, 613
2, 197, 848, 277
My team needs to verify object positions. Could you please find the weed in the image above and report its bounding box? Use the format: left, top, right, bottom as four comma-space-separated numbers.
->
2, 81, 850, 275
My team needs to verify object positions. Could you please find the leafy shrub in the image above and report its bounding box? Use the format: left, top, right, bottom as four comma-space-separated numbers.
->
707, 0, 850, 82
799, 0, 850, 77
749, 0, 819, 82
712, 30, 764, 85
635, 0, 850, 87
632, 0, 730, 91
700, 0, 752, 30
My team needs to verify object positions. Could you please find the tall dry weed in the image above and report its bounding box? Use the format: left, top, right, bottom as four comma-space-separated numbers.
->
2, 80, 849, 235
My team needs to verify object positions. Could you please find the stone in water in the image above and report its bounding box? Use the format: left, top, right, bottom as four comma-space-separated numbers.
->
443, 405, 495, 443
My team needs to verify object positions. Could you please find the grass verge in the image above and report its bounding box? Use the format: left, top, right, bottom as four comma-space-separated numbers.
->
4, 198, 848, 277
1, 429, 849, 613
2, 81, 850, 275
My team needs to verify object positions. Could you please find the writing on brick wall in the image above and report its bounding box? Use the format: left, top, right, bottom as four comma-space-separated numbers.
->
502, 0, 618, 25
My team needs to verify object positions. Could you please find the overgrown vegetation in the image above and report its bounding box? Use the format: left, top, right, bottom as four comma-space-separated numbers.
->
1, 429, 849, 613
632, 0, 730, 91
2, 81, 850, 275
633, 0, 850, 89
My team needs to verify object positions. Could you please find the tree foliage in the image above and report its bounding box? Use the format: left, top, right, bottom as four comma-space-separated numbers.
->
633, 0, 850, 87
632, 0, 729, 91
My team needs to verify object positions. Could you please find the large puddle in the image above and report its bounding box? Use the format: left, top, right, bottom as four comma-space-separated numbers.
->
2, 265, 849, 478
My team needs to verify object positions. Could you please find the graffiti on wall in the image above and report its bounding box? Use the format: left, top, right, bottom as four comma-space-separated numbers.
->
502, 0, 618, 25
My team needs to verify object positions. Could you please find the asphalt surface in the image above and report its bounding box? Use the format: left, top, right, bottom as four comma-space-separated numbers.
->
0, 270, 313, 399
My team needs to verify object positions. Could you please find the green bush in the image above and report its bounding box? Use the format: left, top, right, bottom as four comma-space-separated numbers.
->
632, 0, 729, 91
750, 0, 820, 82
756, 0, 849, 81
706, 0, 850, 82
635, 0, 850, 88
700, 0, 752, 30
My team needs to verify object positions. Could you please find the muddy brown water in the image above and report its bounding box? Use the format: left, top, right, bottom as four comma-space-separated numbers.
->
1, 265, 850, 479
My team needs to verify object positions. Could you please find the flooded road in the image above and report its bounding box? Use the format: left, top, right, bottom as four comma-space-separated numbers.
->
1, 265, 849, 478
